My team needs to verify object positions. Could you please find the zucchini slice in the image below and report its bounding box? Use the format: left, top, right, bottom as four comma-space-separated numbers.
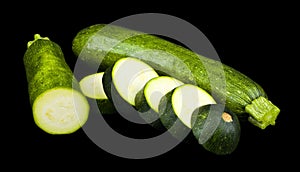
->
79, 72, 107, 99
79, 72, 116, 115
102, 57, 159, 123
135, 76, 184, 126
105, 57, 159, 106
173, 84, 216, 128
144, 76, 184, 113
159, 84, 216, 139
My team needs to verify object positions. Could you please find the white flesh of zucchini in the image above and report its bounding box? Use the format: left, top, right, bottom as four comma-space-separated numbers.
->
79, 72, 107, 99
172, 84, 216, 128
112, 58, 159, 106
33, 88, 90, 134
144, 76, 184, 113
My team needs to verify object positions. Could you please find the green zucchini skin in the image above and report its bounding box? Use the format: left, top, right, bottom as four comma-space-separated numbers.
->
72, 24, 280, 129
24, 35, 80, 105
25, 36, 66, 84
191, 104, 240, 155
24, 34, 89, 134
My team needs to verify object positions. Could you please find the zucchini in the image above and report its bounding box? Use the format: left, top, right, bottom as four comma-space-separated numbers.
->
102, 57, 158, 122
79, 72, 107, 99
72, 24, 280, 129
135, 76, 184, 128
24, 34, 90, 134
191, 104, 240, 155
79, 72, 116, 114
103, 57, 158, 106
158, 84, 216, 139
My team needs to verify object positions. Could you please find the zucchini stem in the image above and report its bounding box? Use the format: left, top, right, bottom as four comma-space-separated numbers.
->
245, 96, 280, 129
27, 34, 50, 48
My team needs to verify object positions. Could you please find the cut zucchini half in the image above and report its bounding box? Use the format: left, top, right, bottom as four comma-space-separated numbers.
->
111, 57, 159, 106
33, 88, 89, 134
144, 76, 184, 113
79, 72, 107, 99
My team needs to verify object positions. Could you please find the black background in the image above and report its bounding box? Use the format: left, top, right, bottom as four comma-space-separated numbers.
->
4, 1, 297, 169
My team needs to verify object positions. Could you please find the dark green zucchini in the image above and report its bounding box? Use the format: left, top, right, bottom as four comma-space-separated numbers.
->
191, 104, 240, 155
72, 24, 280, 129
24, 34, 90, 134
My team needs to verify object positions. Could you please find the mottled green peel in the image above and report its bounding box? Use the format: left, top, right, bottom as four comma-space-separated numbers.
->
24, 34, 90, 134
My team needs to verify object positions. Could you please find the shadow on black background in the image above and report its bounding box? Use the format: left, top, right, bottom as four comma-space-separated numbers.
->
4, 1, 296, 169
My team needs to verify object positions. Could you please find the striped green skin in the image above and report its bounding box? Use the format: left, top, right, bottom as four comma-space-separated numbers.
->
24, 39, 80, 105
191, 104, 240, 155
72, 24, 280, 129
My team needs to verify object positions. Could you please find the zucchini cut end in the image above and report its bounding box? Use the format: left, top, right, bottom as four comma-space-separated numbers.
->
245, 96, 280, 129
32, 88, 90, 134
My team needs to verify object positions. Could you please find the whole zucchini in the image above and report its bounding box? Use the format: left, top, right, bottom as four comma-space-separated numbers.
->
72, 24, 280, 129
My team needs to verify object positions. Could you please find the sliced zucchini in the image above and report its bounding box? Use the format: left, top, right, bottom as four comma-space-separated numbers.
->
145, 76, 184, 113
105, 57, 159, 106
79, 72, 117, 115
159, 84, 216, 139
135, 76, 184, 126
171, 84, 216, 128
102, 57, 158, 123
72, 24, 280, 129
79, 72, 107, 99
